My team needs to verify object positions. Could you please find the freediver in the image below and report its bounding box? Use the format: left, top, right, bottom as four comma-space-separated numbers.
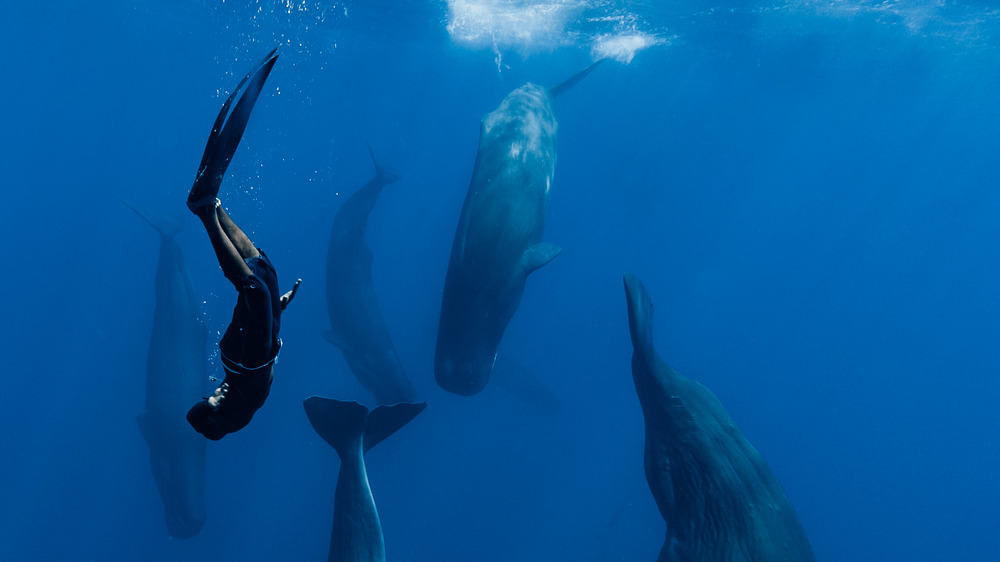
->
184, 47, 301, 440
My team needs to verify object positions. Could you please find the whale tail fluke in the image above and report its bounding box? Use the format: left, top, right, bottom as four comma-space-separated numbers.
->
363, 402, 427, 454
123, 199, 184, 239
304, 397, 369, 457
549, 58, 606, 98
623, 273, 657, 366
303, 396, 426, 456
366, 143, 401, 186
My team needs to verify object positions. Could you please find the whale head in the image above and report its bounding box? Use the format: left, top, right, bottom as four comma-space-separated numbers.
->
435, 345, 497, 396
165, 502, 206, 540
152, 450, 207, 539
435, 269, 522, 397
143, 422, 207, 539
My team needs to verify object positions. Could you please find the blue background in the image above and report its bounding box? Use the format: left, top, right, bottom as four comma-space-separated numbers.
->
2, 1, 998, 560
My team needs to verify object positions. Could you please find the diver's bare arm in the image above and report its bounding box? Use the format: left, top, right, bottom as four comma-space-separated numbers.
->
280, 278, 302, 311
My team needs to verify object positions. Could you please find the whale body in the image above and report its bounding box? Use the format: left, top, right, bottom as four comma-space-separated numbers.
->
130, 205, 208, 539
304, 397, 425, 562
623, 273, 814, 562
435, 61, 602, 396
324, 148, 417, 405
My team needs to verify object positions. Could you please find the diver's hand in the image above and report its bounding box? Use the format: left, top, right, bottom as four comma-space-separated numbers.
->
208, 383, 229, 409
280, 278, 302, 311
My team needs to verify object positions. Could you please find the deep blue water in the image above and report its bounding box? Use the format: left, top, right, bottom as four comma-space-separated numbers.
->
2, 1, 999, 560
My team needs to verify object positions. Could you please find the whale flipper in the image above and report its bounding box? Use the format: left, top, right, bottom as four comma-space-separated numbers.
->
549, 58, 606, 98
521, 242, 562, 275
366, 143, 401, 185
123, 200, 184, 239
188, 47, 279, 207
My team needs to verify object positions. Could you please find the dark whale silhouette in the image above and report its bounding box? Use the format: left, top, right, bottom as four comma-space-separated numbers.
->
323, 148, 417, 405
623, 273, 815, 562
435, 60, 603, 396
304, 397, 426, 562
128, 203, 207, 539
491, 356, 561, 416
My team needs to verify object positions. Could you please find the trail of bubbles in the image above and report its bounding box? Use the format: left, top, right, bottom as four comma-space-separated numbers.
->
446, 0, 668, 64
765, 0, 1000, 46
591, 32, 670, 64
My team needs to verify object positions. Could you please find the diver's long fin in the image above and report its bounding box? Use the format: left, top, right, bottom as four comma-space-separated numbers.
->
623, 273, 657, 367
303, 397, 369, 459
363, 402, 426, 454
549, 58, 606, 98
366, 143, 401, 186
196, 47, 278, 172
190, 48, 279, 202
209, 50, 278, 167
123, 200, 184, 238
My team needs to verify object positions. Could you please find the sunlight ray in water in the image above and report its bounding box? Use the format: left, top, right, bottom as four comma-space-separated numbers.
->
446, 0, 587, 49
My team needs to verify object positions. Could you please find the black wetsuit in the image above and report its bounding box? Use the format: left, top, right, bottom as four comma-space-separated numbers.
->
187, 250, 282, 440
